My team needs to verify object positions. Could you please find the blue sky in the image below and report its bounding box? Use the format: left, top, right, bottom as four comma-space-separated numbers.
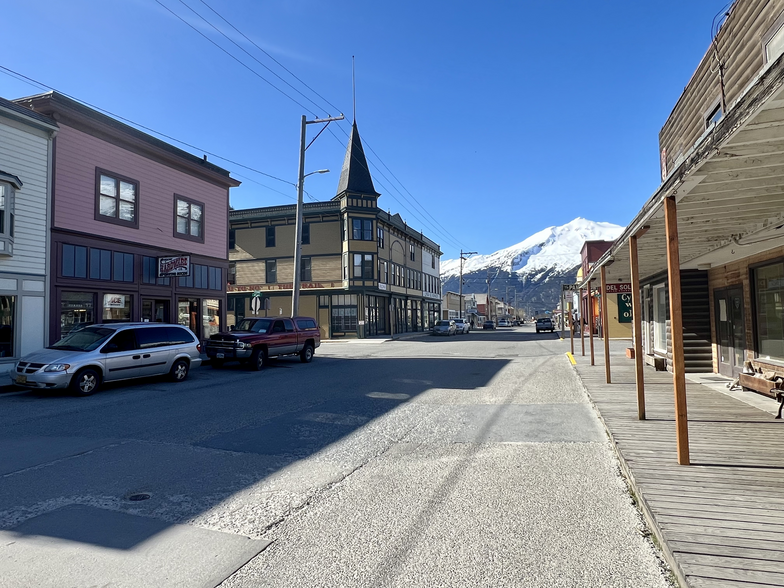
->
2, 1, 730, 260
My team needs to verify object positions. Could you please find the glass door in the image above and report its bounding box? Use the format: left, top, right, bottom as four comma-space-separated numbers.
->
715, 287, 745, 377
142, 299, 169, 323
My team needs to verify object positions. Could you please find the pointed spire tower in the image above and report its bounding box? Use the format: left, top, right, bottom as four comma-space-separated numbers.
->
334, 122, 380, 200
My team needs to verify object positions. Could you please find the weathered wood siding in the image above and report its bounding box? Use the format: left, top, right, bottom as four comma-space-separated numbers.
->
660, 0, 784, 176
53, 125, 228, 258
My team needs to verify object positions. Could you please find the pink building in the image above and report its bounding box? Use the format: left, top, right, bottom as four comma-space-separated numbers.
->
14, 92, 239, 343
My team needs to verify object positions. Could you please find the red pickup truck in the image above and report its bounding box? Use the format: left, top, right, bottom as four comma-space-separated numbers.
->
205, 316, 321, 370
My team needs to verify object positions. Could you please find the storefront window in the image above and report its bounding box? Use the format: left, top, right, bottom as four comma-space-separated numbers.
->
653, 285, 667, 352
755, 262, 784, 361
203, 298, 221, 338
61, 292, 94, 337
103, 293, 132, 323
178, 298, 199, 336
0, 296, 14, 357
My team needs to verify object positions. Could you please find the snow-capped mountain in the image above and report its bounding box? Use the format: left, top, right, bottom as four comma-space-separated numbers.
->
442, 218, 623, 279
441, 218, 623, 314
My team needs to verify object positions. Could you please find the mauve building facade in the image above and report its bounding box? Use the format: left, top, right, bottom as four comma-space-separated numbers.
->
14, 92, 239, 343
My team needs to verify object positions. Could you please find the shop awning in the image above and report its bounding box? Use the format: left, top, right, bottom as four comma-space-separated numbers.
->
581, 53, 784, 285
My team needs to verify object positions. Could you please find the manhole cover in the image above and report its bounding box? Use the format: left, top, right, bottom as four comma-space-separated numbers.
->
127, 493, 151, 502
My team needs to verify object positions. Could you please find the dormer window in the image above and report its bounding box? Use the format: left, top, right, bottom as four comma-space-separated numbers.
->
0, 172, 21, 256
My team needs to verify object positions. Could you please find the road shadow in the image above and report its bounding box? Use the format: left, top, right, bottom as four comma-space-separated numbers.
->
414, 329, 563, 343
0, 355, 510, 549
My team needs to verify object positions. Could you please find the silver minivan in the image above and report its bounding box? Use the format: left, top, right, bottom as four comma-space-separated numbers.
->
12, 323, 202, 396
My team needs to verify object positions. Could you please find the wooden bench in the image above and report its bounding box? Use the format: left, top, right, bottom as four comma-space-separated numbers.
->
738, 373, 784, 418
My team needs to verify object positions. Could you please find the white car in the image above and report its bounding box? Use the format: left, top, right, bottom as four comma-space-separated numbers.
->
497, 319, 511, 327
453, 318, 470, 334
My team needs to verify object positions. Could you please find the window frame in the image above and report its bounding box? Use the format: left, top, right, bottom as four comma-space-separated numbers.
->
302, 223, 310, 245
410, 243, 415, 262
266, 259, 277, 284
301, 257, 312, 282
352, 218, 373, 241
95, 168, 140, 229
266, 226, 276, 248
653, 283, 668, 353
377, 226, 384, 248
173, 194, 205, 243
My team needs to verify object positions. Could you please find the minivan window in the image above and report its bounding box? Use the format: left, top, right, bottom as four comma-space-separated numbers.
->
50, 326, 114, 351
103, 329, 137, 353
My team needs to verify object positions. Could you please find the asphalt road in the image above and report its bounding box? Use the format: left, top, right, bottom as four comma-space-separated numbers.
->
0, 325, 672, 587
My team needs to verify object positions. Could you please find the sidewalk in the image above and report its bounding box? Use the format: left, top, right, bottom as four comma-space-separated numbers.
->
571, 339, 784, 588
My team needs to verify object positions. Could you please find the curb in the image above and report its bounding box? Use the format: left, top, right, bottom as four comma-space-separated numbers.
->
568, 361, 687, 588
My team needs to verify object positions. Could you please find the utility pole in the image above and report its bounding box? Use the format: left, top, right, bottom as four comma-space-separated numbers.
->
458, 250, 477, 319
292, 113, 344, 317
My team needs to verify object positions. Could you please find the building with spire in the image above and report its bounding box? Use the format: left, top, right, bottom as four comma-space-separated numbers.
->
227, 122, 442, 339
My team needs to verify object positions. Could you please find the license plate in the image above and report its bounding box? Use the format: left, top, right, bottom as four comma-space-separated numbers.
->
15, 375, 27, 384
216, 353, 224, 359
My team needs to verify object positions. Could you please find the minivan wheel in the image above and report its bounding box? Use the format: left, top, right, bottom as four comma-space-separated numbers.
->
71, 368, 101, 396
300, 343, 314, 363
251, 347, 267, 371
170, 359, 189, 382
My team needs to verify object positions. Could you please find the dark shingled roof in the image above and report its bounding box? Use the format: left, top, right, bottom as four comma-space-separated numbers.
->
335, 121, 379, 197
0, 96, 57, 129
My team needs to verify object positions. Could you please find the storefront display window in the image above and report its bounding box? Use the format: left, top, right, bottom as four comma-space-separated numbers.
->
61, 292, 94, 338
178, 298, 199, 336
103, 293, 132, 323
0, 296, 14, 357
203, 299, 221, 338
755, 262, 784, 361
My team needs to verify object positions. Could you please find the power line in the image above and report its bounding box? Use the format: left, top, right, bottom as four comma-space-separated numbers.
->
173, 0, 329, 117
196, 0, 342, 115
0, 65, 296, 189
153, 0, 320, 116
157, 1, 466, 250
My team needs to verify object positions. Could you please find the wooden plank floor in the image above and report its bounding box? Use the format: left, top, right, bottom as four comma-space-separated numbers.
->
572, 342, 784, 588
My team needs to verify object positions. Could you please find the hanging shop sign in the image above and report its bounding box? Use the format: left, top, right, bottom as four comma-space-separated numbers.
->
618, 293, 632, 323
158, 255, 191, 278
605, 283, 631, 294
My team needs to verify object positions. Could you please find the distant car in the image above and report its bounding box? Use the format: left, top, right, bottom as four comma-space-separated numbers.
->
482, 320, 496, 330
535, 318, 554, 333
497, 319, 511, 327
12, 323, 201, 396
433, 320, 457, 336
453, 318, 470, 334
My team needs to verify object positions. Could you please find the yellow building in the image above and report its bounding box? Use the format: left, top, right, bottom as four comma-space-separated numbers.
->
227, 123, 442, 339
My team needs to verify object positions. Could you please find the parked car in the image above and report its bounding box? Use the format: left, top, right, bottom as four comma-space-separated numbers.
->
482, 320, 496, 330
432, 320, 457, 336
453, 318, 470, 334
12, 323, 201, 396
536, 317, 555, 333
497, 319, 511, 327
205, 316, 321, 370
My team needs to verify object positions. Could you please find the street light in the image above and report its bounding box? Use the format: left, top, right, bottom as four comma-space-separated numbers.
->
291, 113, 343, 318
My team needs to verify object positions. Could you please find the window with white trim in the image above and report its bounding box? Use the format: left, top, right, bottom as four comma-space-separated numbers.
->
0, 181, 16, 255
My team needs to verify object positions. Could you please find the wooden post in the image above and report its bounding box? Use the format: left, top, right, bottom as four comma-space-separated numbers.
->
665, 196, 690, 466
569, 300, 574, 355
577, 288, 585, 357
630, 235, 645, 420
588, 280, 595, 366
600, 265, 611, 384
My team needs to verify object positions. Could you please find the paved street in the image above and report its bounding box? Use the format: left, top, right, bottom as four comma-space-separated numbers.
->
0, 325, 671, 587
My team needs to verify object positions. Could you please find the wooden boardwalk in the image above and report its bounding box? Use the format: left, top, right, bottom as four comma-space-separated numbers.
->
572, 342, 784, 588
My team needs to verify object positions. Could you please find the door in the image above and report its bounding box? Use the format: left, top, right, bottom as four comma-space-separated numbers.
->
715, 286, 745, 377
178, 298, 199, 337
142, 299, 170, 323
100, 329, 140, 381
135, 326, 174, 377
280, 318, 299, 354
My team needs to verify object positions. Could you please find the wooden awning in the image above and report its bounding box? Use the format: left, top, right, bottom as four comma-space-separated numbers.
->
582, 54, 784, 285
